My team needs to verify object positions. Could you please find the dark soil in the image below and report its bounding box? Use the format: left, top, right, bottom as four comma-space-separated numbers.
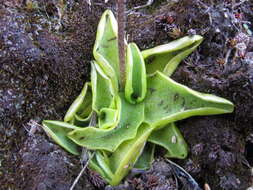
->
1, 0, 252, 190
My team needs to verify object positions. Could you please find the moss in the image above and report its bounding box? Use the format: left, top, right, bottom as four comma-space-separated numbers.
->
0, 1, 105, 189
1, 0, 253, 189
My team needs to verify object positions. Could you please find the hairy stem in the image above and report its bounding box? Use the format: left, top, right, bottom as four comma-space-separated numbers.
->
117, 0, 126, 90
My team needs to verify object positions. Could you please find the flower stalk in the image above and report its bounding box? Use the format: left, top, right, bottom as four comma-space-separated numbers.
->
117, 0, 126, 90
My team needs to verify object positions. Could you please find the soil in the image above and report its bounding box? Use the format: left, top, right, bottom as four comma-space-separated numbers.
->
0, 0, 253, 190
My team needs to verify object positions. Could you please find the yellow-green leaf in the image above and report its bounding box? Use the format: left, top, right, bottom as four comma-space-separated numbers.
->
42, 120, 81, 155
98, 108, 119, 129
64, 82, 92, 122
125, 43, 147, 104
145, 72, 234, 127
93, 10, 121, 91
134, 143, 155, 170
148, 123, 188, 159
142, 35, 203, 76
91, 62, 116, 113
68, 93, 144, 152
108, 124, 153, 186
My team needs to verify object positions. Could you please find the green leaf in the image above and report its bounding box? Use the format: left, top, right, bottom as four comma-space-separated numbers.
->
108, 124, 153, 186
91, 62, 116, 113
142, 35, 203, 76
144, 71, 234, 127
95, 151, 114, 179
134, 142, 155, 170
64, 82, 92, 122
71, 112, 93, 127
98, 108, 119, 129
42, 120, 81, 155
125, 43, 147, 104
148, 123, 188, 159
93, 10, 121, 91
68, 93, 145, 152
89, 153, 112, 182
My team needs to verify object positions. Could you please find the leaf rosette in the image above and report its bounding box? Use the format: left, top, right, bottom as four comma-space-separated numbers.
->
42, 10, 234, 186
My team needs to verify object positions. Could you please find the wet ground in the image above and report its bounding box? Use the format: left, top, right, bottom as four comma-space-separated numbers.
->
0, 0, 253, 189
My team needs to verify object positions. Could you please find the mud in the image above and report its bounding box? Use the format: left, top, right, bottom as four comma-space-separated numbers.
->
1, 0, 253, 189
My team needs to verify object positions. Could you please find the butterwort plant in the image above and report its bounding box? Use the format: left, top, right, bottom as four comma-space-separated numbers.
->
41, 10, 234, 186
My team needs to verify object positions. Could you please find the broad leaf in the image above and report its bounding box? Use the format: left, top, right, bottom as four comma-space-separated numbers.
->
68, 93, 145, 152
125, 43, 147, 104
42, 120, 81, 155
95, 151, 114, 179
108, 124, 153, 186
148, 123, 188, 159
98, 108, 119, 129
71, 112, 92, 127
89, 153, 112, 182
93, 10, 121, 91
142, 35, 203, 76
134, 142, 155, 170
64, 82, 92, 122
145, 72, 234, 127
91, 62, 116, 113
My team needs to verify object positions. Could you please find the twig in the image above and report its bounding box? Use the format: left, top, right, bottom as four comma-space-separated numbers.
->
23, 119, 42, 136
131, 0, 154, 11
166, 159, 202, 190
204, 183, 211, 190
70, 152, 95, 190
70, 112, 97, 190
232, 0, 248, 9
224, 48, 232, 65
195, 0, 213, 25
117, 0, 126, 90
85, 0, 91, 6
80, 112, 97, 165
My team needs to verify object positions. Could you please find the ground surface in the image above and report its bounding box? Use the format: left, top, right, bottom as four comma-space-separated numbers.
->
0, 0, 253, 190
